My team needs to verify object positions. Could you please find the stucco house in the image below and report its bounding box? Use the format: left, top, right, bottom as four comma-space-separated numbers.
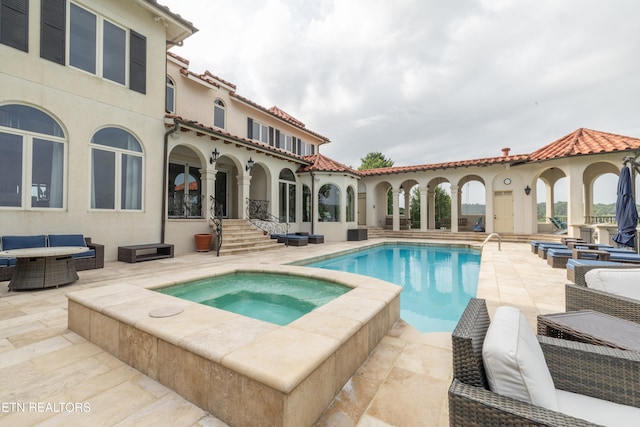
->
2, 0, 639, 262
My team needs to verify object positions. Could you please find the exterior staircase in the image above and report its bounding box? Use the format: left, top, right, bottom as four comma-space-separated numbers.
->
363, 226, 562, 244
218, 219, 282, 256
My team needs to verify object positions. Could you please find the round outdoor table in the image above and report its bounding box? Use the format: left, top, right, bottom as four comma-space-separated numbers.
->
0, 246, 89, 291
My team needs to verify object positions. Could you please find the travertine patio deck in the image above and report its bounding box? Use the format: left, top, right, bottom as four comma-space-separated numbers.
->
0, 238, 566, 426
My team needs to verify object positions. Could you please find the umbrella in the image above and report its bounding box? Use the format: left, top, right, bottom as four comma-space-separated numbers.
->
612, 165, 639, 248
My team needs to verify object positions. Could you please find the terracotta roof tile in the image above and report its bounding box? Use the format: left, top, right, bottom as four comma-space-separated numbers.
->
529, 128, 640, 161
268, 106, 305, 128
202, 70, 236, 90
298, 153, 359, 175
231, 93, 330, 143
358, 153, 529, 176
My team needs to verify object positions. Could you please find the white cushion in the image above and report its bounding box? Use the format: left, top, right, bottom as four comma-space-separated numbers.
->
557, 389, 640, 426
482, 306, 558, 411
585, 268, 640, 301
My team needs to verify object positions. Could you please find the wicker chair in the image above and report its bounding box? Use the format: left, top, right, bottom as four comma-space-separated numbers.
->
566, 282, 640, 324
449, 298, 640, 426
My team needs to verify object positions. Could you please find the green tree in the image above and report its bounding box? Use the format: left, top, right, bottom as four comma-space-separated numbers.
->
358, 152, 394, 170
435, 186, 451, 226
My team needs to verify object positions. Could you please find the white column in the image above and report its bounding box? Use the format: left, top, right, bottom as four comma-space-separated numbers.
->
237, 174, 252, 220
392, 189, 400, 231
202, 168, 217, 220
420, 185, 428, 231
451, 185, 459, 233
428, 189, 436, 229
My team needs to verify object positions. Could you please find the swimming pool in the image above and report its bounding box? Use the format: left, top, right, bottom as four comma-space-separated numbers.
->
156, 272, 351, 325
303, 243, 481, 332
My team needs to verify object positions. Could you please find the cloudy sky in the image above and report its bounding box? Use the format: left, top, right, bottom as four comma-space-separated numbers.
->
159, 0, 639, 202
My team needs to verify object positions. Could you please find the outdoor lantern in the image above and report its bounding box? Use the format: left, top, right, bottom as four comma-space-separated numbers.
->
246, 157, 255, 171
209, 148, 219, 164
524, 185, 531, 195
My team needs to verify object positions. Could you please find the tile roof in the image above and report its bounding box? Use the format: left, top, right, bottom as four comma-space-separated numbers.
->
231, 93, 330, 143
268, 106, 305, 128
528, 128, 640, 161
298, 153, 360, 175
165, 115, 312, 165
358, 153, 529, 176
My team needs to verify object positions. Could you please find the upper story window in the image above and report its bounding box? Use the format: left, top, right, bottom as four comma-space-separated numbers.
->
0, 104, 66, 209
301, 141, 315, 156
40, 1, 146, 93
247, 118, 269, 144
166, 76, 175, 113
0, 0, 29, 52
213, 99, 225, 129
90, 127, 143, 210
278, 131, 293, 152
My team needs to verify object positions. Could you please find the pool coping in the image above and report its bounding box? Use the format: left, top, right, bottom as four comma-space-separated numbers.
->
66, 263, 401, 426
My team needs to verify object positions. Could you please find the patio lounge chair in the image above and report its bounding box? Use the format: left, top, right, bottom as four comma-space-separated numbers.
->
549, 217, 568, 234
566, 258, 638, 285
449, 298, 640, 426
566, 268, 640, 324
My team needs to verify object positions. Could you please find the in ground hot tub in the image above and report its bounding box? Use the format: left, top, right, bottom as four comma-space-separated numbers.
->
156, 272, 351, 325
67, 265, 401, 427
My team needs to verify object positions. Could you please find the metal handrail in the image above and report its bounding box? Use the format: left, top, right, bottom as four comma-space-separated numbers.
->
209, 196, 223, 256
246, 198, 289, 243
481, 232, 501, 251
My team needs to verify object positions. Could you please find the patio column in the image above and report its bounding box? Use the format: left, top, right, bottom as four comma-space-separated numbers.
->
428, 188, 436, 229
451, 185, 459, 232
203, 168, 218, 220
392, 188, 400, 231
546, 182, 555, 221
420, 185, 428, 231
237, 174, 252, 220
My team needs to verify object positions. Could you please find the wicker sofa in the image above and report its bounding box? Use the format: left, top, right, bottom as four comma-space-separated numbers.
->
449, 298, 640, 426
566, 272, 640, 325
0, 234, 104, 282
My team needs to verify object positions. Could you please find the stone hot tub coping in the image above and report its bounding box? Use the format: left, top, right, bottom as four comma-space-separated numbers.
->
66, 264, 401, 427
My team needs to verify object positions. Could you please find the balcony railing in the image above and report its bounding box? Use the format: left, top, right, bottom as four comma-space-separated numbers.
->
168, 193, 205, 218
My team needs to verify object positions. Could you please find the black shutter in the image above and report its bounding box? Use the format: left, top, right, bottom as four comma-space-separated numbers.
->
274, 130, 280, 148
0, 0, 28, 52
269, 127, 275, 147
296, 139, 302, 155
311, 144, 315, 155
40, 0, 65, 64
247, 118, 253, 139
129, 30, 146, 94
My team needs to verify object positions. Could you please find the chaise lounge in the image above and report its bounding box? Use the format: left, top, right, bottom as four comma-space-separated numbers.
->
449, 298, 640, 426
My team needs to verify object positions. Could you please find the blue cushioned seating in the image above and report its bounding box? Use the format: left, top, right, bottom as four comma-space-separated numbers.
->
1, 235, 46, 250
48, 234, 95, 259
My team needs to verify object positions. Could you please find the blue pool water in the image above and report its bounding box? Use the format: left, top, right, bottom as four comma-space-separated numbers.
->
156, 272, 350, 326
304, 244, 481, 332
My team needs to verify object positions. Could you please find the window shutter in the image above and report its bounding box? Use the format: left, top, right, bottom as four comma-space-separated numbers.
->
247, 118, 253, 139
311, 144, 315, 155
129, 30, 146, 94
0, 0, 29, 52
40, 0, 65, 64
296, 138, 302, 155
269, 127, 275, 147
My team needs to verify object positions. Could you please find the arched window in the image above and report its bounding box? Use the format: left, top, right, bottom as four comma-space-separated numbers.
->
318, 183, 340, 222
346, 186, 355, 222
166, 76, 175, 113
90, 127, 143, 210
214, 99, 225, 129
279, 169, 296, 223
302, 185, 311, 222
0, 104, 66, 209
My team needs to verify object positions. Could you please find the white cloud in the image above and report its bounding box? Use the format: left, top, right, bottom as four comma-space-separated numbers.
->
159, 0, 640, 171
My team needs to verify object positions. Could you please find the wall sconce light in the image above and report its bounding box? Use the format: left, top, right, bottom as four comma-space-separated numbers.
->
209, 148, 219, 164
245, 157, 255, 171
524, 185, 531, 196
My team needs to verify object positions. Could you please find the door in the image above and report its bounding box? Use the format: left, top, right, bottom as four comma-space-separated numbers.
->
494, 191, 513, 233
214, 171, 228, 218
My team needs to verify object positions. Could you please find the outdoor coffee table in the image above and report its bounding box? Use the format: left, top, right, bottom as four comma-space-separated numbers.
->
0, 246, 89, 291
537, 310, 640, 352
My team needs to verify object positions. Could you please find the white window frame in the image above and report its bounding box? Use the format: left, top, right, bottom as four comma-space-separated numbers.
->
68, 2, 129, 87
89, 128, 144, 212
252, 120, 269, 144
166, 76, 176, 113
213, 99, 225, 129
0, 129, 67, 211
